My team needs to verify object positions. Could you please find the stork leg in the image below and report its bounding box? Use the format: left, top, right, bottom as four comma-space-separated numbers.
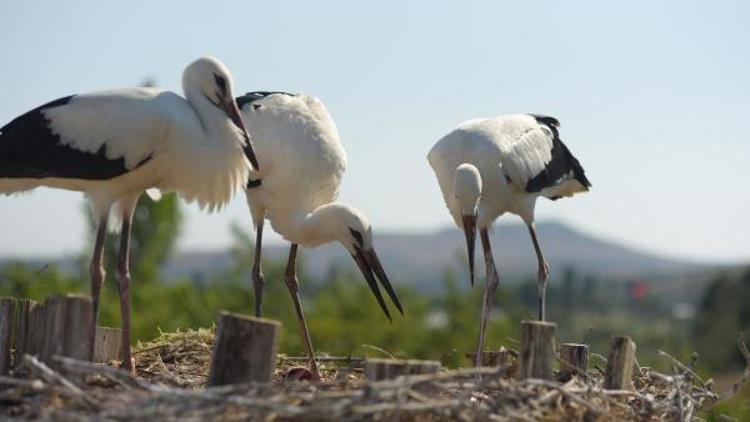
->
252, 219, 266, 317
88, 213, 109, 361
527, 224, 549, 322
475, 228, 500, 367
115, 213, 135, 372
284, 244, 320, 380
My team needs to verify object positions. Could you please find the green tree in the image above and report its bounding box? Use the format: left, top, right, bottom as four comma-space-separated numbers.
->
693, 268, 750, 371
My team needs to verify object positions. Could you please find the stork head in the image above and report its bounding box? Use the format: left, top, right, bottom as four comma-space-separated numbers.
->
182, 56, 258, 170
453, 163, 482, 287
311, 203, 403, 321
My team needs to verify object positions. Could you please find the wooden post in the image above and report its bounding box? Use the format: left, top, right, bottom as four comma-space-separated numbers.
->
518, 320, 556, 380
605, 336, 637, 390
12, 299, 37, 367
0, 298, 15, 375
365, 358, 441, 381
27, 302, 46, 357
208, 312, 280, 385
94, 326, 123, 363
559, 343, 589, 381
41, 295, 93, 365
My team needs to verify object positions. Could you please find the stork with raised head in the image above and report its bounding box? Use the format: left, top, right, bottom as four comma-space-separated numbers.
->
427, 114, 590, 365
236, 91, 403, 380
0, 56, 257, 371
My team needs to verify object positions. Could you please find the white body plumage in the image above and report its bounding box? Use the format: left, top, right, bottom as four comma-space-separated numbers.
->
0, 57, 253, 221
428, 114, 590, 230
241, 93, 351, 248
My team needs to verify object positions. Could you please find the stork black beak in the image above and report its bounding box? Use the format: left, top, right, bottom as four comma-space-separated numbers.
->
352, 246, 403, 322
224, 99, 260, 171
462, 214, 477, 287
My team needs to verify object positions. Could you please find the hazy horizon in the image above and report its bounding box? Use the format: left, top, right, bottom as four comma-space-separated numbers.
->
1, 1, 748, 263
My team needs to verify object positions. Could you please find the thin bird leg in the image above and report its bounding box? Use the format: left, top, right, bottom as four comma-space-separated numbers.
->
116, 213, 135, 372
475, 228, 500, 367
252, 219, 266, 317
284, 244, 320, 380
527, 223, 550, 321
88, 213, 109, 361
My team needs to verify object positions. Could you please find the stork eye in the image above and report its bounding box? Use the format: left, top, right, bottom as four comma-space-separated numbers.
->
349, 228, 363, 247
213, 73, 227, 96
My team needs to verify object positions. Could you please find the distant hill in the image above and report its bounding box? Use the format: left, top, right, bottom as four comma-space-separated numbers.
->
161, 221, 704, 288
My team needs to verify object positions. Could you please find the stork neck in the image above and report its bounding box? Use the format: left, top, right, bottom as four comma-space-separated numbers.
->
184, 86, 237, 141
299, 211, 332, 245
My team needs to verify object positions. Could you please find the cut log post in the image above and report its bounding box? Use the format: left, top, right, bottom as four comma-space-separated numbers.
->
94, 326, 123, 363
40, 295, 93, 365
559, 343, 589, 381
365, 358, 441, 381
208, 312, 280, 386
12, 299, 37, 367
518, 320, 556, 380
605, 335, 637, 390
0, 298, 15, 375
27, 302, 46, 357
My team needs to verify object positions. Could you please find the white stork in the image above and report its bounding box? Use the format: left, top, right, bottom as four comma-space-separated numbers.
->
236, 91, 403, 380
427, 114, 591, 365
0, 56, 257, 371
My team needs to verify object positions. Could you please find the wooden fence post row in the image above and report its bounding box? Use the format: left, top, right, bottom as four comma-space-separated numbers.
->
365, 358, 441, 381
0, 298, 16, 374
0, 295, 100, 373
13, 299, 37, 367
41, 295, 93, 364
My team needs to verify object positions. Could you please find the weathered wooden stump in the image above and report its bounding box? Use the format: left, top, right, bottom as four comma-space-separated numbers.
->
559, 343, 589, 381
208, 312, 280, 386
94, 326, 124, 363
13, 299, 37, 367
365, 358, 441, 380
41, 295, 93, 365
0, 298, 16, 374
27, 302, 46, 357
518, 320, 556, 380
605, 336, 637, 390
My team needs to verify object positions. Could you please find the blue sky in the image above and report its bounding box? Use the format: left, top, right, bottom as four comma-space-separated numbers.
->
1, 1, 748, 262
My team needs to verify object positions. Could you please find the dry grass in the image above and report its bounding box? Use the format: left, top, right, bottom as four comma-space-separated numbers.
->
0, 328, 724, 421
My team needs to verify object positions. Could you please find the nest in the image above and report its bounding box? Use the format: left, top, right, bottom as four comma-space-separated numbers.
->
0, 329, 728, 421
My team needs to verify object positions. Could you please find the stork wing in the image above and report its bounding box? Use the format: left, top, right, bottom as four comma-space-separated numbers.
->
500, 115, 591, 198
0, 88, 174, 181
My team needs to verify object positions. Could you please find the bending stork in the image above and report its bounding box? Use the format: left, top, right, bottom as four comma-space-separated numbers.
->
237, 91, 403, 380
0, 56, 257, 371
427, 114, 590, 365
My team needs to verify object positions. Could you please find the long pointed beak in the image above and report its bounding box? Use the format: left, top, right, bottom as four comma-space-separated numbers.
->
365, 249, 404, 316
225, 99, 259, 171
352, 247, 403, 322
462, 214, 477, 287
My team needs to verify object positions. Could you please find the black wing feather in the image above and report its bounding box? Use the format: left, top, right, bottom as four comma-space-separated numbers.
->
0, 95, 150, 180
236, 91, 294, 109
524, 114, 591, 193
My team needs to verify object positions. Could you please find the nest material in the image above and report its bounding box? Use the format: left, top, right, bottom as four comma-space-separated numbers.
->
0, 329, 723, 421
